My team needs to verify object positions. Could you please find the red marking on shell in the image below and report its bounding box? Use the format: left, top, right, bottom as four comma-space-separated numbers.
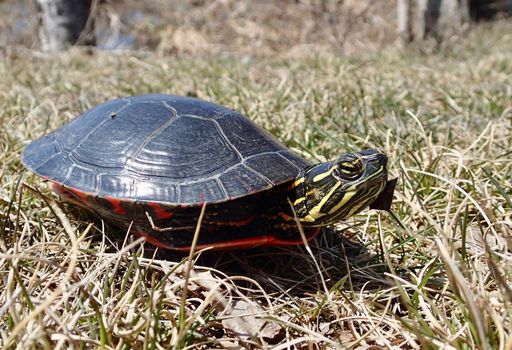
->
134, 227, 321, 251
219, 216, 255, 227
47, 181, 320, 252
185, 235, 271, 251
262, 227, 320, 246
50, 182, 67, 197
104, 196, 126, 215
278, 212, 293, 221
147, 202, 174, 220
180, 227, 320, 251
132, 230, 176, 250
67, 186, 89, 202
236, 175, 254, 193
50, 182, 91, 208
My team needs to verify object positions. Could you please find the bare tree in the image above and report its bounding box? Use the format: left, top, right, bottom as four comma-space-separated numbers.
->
397, 0, 469, 44
470, 0, 512, 20
37, 0, 96, 51
397, 0, 414, 45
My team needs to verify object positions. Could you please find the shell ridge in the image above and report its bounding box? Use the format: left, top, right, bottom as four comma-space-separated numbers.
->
33, 152, 58, 172
162, 162, 243, 186
161, 101, 178, 113
242, 164, 275, 185
215, 177, 229, 199
35, 153, 73, 182
176, 183, 181, 203
127, 103, 178, 166
275, 151, 304, 172
67, 152, 124, 171
242, 150, 289, 164
210, 117, 244, 162
180, 111, 231, 121
52, 139, 64, 153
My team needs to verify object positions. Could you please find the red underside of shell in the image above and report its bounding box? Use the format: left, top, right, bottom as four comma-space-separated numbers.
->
133, 227, 321, 251
50, 181, 319, 251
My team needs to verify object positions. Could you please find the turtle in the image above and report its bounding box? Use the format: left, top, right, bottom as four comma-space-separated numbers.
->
22, 94, 396, 251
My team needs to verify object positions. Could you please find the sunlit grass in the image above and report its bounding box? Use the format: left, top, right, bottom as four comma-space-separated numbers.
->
1, 18, 512, 349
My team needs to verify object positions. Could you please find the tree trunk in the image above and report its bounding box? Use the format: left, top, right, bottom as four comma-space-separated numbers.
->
412, 0, 468, 42
37, 0, 95, 51
470, 0, 512, 20
397, 0, 414, 45
459, 0, 470, 22
424, 0, 442, 39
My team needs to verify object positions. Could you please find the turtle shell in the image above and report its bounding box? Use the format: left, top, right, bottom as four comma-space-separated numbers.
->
22, 94, 317, 250
22, 94, 309, 204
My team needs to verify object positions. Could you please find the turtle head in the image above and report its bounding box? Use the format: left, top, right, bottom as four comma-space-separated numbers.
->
293, 149, 389, 226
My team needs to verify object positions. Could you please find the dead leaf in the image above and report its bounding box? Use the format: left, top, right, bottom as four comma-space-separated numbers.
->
222, 300, 282, 341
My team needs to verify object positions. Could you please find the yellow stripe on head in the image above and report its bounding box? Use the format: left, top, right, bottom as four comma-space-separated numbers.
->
293, 149, 389, 227
311, 164, 337, 183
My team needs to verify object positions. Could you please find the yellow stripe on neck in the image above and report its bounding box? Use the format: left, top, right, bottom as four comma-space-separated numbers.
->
300, 180, 342, 223
292, 177, 305, 188
327, 190, 355, 215
293, 196, 306, 206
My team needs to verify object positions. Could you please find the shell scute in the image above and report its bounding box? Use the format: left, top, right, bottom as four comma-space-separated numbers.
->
35, 154, 74, 183
72, 101, 176, 169
179, 179, 227, 204
218, 164, 272, 197
57, 98, 130, 152
99, 174, 134, 198
65, 166, 98, 193
127, 116, 240, 179
244, 153, 303, 185
214, 113, 288, 157
134, 181, 178, 203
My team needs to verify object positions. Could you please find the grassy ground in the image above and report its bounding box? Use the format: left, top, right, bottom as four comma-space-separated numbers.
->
1, 6, 512, 350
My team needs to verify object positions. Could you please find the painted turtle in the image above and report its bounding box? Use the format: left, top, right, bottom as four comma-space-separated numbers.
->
22, 94, 395, 250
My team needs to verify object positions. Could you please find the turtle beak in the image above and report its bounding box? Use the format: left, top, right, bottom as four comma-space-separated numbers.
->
360, 149, 395, 212
357, 150, 388, 186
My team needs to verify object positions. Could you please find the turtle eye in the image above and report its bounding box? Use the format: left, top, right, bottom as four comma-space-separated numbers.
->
334, 156, 364, 181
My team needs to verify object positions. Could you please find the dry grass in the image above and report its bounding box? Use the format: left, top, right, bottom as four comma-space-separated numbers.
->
1, 2, 512, 349
0, 0, 396, 55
